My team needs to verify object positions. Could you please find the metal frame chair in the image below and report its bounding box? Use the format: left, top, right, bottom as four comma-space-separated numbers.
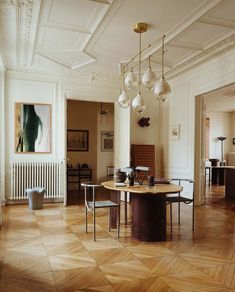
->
82, 182, 120, 241
135, 166, 150, 185
166, 178, 194, 232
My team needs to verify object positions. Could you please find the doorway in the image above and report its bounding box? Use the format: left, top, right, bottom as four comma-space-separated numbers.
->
195, 82, 235, 206
66, 100, 114, 205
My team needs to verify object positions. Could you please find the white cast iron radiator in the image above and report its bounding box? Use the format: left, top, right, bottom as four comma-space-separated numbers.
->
10, 161, 64, 200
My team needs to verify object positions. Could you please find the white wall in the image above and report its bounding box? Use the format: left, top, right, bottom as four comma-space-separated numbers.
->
206, 112, 232, 161
3, 71, 120, 200
130, 90, 161, 176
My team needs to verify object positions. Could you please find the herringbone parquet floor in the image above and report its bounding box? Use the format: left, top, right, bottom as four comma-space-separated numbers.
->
0, 185, 235, 291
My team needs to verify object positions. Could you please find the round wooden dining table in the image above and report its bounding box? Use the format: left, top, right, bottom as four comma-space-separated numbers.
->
102, 180, 182, 242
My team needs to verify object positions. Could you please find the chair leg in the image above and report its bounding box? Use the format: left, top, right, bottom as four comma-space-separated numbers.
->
192, 203, 195, 232
170, 203, 173, 233
178, 202, 180, 225
85, 207, 88, 233
108, 208, 111, 232
117, 206, 120, 238
93, 209, 96, 241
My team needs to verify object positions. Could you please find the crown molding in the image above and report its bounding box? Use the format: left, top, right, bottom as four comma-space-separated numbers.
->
9, 65, 121, 82
0, 0, 33, 8
166, 34, 235, 79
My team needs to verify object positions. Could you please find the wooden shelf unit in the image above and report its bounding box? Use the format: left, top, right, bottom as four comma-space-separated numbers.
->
131, 144, 155, 178
67, 167, 92, 191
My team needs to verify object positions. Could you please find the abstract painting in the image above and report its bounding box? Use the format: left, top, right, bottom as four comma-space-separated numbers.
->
15, 103, 51, 153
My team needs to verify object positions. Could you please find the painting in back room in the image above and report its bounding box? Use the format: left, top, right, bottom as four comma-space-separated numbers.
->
15, 103, 51, 153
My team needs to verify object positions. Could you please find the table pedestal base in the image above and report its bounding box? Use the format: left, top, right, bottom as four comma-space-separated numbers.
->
131, 193, 166, 241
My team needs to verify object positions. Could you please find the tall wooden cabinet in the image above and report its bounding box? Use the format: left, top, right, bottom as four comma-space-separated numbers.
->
131, 144, 155, 177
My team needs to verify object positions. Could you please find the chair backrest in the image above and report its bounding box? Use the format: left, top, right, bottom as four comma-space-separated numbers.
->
135, 166, 150, 185
169, 178, 194, 200
81, 183, 102, 207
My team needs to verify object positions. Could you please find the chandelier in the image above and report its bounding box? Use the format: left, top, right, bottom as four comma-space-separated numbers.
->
118, 23, 171, 113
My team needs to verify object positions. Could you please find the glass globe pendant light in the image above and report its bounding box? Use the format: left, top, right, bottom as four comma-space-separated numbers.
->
154, 35, 171, 102
132, 23, 147, 114
125, 67, 137, 90
142, 55, 156, 90
118, 67, 130, 108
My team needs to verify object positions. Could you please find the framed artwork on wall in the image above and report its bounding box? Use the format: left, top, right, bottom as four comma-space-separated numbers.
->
67, 130, 89, 151
169, 124, 180, 140
101, 131, 114, 152
15, 103, 51, 153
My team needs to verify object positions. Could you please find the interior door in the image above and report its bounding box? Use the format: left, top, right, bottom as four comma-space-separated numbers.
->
63, 95, 67, 206
194, 95, 206, 205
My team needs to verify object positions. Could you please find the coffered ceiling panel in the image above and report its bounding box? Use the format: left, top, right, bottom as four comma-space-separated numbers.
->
38, 28, 88, 51
174, 22, 232, 47
0, 0, 235, 78
204, 0, 235, 20
52, 51, 94, 68
42, 0, 110, 32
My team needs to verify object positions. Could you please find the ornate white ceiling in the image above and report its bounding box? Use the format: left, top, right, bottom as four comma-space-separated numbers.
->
0, 0, 235, 79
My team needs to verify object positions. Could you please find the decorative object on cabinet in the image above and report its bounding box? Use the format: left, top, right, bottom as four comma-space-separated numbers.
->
137, 117, 150, 127
15, 103, 51, 153
101, 131, 114, 152
67, 130, 89, 151
169, 124, 180, 140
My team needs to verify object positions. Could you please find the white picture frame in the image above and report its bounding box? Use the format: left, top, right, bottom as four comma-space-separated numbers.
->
170, 124, 180, 140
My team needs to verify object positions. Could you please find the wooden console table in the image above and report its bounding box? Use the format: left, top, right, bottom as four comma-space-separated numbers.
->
102, 180, 182, 242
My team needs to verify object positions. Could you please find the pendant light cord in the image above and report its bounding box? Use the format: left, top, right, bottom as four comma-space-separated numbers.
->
138, 31, 142, 94
161, 35, 166, 78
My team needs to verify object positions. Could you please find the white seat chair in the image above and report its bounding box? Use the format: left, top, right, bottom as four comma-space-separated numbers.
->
166, 178, 194, 232
82, 182, 120, 241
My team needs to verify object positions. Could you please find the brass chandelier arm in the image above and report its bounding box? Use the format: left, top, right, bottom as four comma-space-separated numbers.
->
122, 36, 163, 71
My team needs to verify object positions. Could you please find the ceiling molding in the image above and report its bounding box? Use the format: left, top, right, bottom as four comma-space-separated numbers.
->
167, 42, 203, 51
197, 16, 235, 30
166, 34, 235, 79
83, 0, 125, 57
141, 0, 223, 61
88, 0, 110, 4
0, 0, 33, 8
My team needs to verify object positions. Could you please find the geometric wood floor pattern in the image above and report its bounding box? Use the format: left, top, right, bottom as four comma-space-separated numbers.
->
0, 185, 235, 291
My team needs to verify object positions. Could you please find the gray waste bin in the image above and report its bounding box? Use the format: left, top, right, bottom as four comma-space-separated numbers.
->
26, 187, 46, 210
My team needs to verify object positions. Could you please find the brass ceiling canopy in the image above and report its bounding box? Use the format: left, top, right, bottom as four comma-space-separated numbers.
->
133, 23, 148, 33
